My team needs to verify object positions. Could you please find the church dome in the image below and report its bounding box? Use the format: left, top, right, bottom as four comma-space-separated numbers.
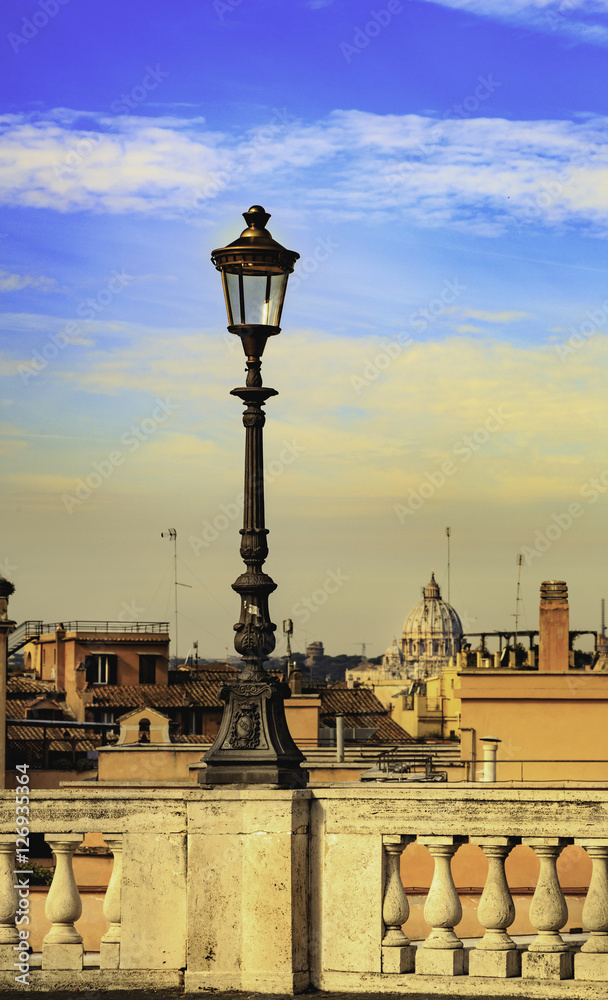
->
401, 572, 463, 672
381, 637, 405, 675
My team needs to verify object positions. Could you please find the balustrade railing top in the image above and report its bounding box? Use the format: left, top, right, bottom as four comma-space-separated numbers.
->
1, 784, 608, 996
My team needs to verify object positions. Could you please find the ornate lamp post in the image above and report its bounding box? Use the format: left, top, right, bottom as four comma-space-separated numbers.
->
198, 205, 308, 787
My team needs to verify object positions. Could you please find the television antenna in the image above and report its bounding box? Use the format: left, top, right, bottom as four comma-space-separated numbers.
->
446, 527, 451, 604
161, 529, 192, 662
513, 554, 523, 656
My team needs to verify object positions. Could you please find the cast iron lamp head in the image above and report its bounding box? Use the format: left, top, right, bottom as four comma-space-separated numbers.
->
211, 205, 299, 362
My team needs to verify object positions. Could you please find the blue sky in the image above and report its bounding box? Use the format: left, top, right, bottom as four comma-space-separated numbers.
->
2, 0, 608, 658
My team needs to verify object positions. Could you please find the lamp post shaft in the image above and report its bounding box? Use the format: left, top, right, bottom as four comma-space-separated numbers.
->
231, 360, 278, 679
199, 346, 307, 787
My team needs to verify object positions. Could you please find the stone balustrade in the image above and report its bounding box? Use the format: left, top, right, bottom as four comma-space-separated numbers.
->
0, 785, 608, 995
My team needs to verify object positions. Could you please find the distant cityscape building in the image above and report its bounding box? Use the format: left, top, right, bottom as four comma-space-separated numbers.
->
381, 637, 405, 675
306, 641, 324, 669
401, 572, 463, 678
346, 572, 463, 687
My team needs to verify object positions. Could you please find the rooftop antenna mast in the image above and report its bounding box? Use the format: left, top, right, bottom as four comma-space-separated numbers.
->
514, 553, 523, 655
283, 618, 293, 681
161, 529, 192, 664
446, 527, 451, 604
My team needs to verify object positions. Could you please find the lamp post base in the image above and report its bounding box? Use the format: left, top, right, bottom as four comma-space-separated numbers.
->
198, 676, 308, 788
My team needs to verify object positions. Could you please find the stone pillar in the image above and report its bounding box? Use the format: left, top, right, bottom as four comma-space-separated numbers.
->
42, 834, 84, 971
574, 839, 608, 981
100, 834, 123, 970
381, 835, 415, 973
416, 836, 467, 976
0, 836, 19, 970
538, 580, 569, 672
469, 837, 520, 978
493, 651, 500, 669
186, 791, 310, 993
522, 837, 573, 980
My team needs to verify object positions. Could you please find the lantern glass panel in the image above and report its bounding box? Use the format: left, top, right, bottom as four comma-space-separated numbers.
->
223, 268, 289, 327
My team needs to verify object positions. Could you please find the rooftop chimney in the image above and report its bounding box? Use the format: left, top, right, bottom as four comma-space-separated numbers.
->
538, 580, 569, 672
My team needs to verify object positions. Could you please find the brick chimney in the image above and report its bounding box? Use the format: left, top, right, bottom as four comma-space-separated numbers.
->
538, 580, 569, 672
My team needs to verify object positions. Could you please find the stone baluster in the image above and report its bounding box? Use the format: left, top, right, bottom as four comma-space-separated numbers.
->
469, 836, 520, 978
42, 834, 84, 971
522, 837, 573, 980
574, 839, 608, 982
0, 836, 20, 971
100, 835, 123, 969
381, 834, 415, 973
416, 835, 467, 976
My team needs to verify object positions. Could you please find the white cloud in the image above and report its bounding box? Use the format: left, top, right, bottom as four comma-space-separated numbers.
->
0, 271, 59, 292
418, 0, 608, 44
457, 323, 484, 333
0, 109, 608, 237
465, 309, 530, 323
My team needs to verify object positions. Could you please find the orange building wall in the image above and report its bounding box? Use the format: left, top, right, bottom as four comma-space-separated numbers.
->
457, 670, 608, 781
25, 632, 169, 687
284, 695, 320, 747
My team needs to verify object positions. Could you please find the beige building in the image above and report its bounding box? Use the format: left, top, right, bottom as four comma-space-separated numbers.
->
391, 658, 461, 740
457, 580, 608, 781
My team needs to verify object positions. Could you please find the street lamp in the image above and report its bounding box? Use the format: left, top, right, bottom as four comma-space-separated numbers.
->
198, 205, 308, 787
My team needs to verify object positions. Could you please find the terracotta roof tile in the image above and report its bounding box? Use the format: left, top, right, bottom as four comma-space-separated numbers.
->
6, 698, 72, 721
7, 725, 99, 753
7, 677, 64, 696
5, 700, 30, 719
172, 733, 211, 744
319, 687, 413, 744
90, 680, 226, 710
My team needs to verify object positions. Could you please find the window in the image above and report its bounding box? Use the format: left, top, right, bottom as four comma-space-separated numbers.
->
139, 655, 156, 685
189, 709, 202, 736
85, 654, 117, 685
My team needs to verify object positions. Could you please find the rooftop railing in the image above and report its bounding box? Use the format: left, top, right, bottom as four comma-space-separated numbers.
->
9, 621, 169, 654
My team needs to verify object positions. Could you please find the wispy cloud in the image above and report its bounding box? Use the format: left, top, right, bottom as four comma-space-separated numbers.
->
1, 108, 607, 237
418, 0, 608, 45
0, 270, 60, 292
464, 309, 531, 323
4, 324, 608, 511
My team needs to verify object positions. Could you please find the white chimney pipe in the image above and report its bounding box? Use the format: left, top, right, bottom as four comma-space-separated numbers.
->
336, 715, 344, 763
480, 737, 501, 782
